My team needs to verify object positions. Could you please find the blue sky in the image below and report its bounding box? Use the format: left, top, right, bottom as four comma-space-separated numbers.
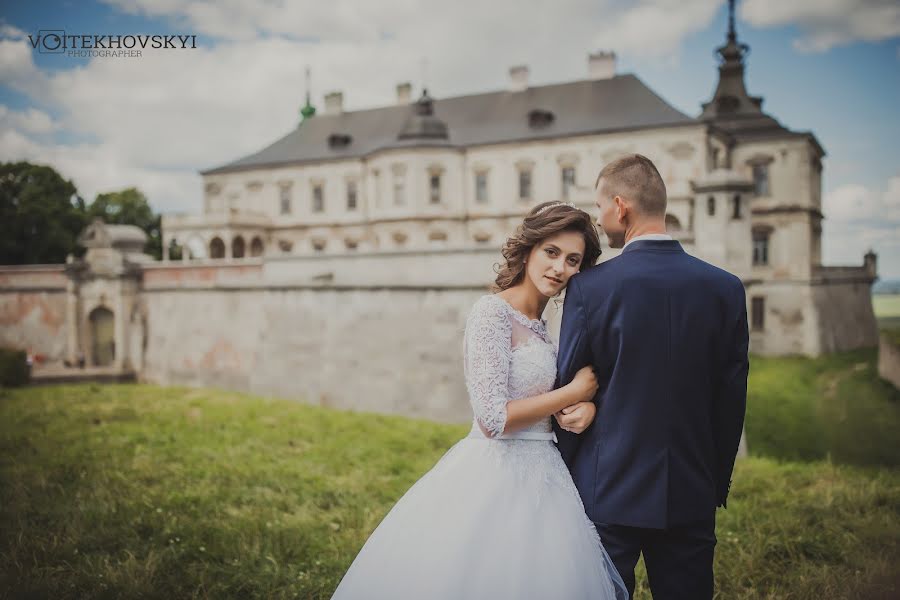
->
1, 0, 898, 276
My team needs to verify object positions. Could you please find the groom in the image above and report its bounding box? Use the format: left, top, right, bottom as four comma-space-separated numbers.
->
551, 154, 749, 598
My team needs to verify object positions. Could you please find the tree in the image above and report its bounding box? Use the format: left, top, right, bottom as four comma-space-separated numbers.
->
86, 188, 162, 260
0, 162, 87, 265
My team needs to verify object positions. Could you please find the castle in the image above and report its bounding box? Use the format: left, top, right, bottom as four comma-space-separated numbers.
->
0, 13, 879, 420
159, 15, 878, 357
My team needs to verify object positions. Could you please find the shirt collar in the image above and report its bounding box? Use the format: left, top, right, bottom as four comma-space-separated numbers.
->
622, 233, 673, 249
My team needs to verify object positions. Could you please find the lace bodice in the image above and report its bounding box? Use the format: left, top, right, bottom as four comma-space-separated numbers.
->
463, 294, 558, 438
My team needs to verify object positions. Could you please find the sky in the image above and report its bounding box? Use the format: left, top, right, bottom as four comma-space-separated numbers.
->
1, 0, 898, 276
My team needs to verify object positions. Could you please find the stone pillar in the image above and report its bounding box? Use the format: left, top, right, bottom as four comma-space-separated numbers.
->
65, 278, 79, 365
114, 282, 125, 369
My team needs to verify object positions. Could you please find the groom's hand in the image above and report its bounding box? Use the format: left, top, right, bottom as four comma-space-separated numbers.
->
554, 401, 596, 434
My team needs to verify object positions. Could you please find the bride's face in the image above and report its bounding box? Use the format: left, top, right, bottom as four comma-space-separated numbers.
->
525, 230, 586, 298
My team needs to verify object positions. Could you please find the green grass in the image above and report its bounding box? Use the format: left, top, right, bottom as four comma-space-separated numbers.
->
746, 349, 900, 466
2, 360, 899, 599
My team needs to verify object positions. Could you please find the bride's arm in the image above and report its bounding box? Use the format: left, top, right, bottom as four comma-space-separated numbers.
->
501, 369, 596, 434
464, 297, 596, 437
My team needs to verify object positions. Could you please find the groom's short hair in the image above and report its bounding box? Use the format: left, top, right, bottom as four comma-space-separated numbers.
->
595, 154, 667, 216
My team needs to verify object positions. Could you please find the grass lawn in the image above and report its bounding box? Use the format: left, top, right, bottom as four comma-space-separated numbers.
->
2, 350, 899, 599
745, 349, 899, 466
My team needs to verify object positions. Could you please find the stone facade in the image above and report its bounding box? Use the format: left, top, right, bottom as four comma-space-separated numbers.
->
0, 22, 880, 420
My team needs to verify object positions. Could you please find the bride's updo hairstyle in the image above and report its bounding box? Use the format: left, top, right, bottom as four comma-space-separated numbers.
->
493, 201, 601, 292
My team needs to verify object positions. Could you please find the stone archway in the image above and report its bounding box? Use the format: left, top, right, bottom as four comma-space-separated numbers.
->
665, 213, 682, 231
210, 237, 225, 259
89, 306, 115, 367
232, 235, 246, 259
250, 236, 264, 257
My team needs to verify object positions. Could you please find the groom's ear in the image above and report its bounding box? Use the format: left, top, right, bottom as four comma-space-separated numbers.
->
614, 195, 629, 224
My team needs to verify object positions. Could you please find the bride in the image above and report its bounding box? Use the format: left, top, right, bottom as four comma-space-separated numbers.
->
331, 201, 628, 600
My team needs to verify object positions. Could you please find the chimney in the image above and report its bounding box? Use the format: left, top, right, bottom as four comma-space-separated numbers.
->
396, 82, 412, 105
324, 91, 343, 115
864, 249, 878, 278
508, 65, 529, 92
588, 51, 616, 79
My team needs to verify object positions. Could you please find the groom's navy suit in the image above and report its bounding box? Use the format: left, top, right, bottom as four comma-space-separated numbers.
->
553, 239, 749, 598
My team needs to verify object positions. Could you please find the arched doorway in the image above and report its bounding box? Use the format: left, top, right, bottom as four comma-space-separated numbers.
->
232, 235, 245, 259
250, 236, 264, 257
210, 237, 225, 259
89, 307, 115, 366
665, 214, 682, 232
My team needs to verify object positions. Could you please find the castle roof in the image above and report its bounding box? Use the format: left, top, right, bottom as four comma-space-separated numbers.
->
203, 74, 696, 175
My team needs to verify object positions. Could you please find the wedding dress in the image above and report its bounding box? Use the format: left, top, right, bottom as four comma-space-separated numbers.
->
331, 294, 628, 599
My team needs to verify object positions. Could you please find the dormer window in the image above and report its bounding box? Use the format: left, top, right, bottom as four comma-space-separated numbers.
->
328, 133, 352, 149
528, 109, 555, 128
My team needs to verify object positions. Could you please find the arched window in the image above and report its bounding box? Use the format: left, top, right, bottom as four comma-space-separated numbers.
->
209, 237, 225, 259
250, 237, 264, 257
232, 235, 245, 259
665, 214, 682, 232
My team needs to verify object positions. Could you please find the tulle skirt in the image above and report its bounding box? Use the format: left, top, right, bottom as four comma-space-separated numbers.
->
331, 435, 628, 599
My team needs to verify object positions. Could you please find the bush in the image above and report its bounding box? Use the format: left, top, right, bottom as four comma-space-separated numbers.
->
0, 348, 31, 387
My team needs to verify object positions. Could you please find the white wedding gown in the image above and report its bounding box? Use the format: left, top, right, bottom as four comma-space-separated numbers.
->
331, 294, 628, 599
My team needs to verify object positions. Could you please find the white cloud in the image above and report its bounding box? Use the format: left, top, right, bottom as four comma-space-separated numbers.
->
0, 23, 28, 41
822, 176, 900, 278
0, 106, 58, 134
742, 0, 900, 52
0, 0, 632, 216
592, 0, 722, 60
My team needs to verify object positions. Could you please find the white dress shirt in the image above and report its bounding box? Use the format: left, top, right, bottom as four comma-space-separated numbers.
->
622, 233, 673, 249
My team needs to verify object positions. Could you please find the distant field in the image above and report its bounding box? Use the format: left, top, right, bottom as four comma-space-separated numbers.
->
874, 294, 900, 319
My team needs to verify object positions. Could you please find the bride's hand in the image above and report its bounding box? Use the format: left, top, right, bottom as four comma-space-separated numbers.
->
555, 401, 597, 434
571, 365, 598, 402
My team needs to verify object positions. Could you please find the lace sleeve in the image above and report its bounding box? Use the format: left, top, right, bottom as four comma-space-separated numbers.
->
463, 296, 512, 438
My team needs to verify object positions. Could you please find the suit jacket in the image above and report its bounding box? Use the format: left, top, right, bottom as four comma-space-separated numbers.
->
553, 239, 749, 529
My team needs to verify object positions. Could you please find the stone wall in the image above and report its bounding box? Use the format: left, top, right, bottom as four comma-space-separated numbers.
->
0, 266, 68, 360
812, 277, 880, 354
878, 334, 900, 389
139, 285, 484, 423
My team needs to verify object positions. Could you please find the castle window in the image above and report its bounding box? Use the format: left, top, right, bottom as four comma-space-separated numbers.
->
429, 173, 441, 204
518, 169, 532, 201
665, 214, 682, 232
751, 297, 765, 331
279, 185, 292, 215
752, 228, 771, 266
346, 180, 358, 211
731, 194, 742, 219
209, 237, 225, 259
231, 235, 245, 259
250, 237, 264, 257
475, 172, 488, 204
344, 238, 358, 251
707, 195, 715, 216
428, 230, 448, 242
312, 184, 325, 213
561, 167, 576, 200
528, 109, 555, 128
311, 238, 327, 252
393, 169, 406, 206
752, 163, 770, 197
